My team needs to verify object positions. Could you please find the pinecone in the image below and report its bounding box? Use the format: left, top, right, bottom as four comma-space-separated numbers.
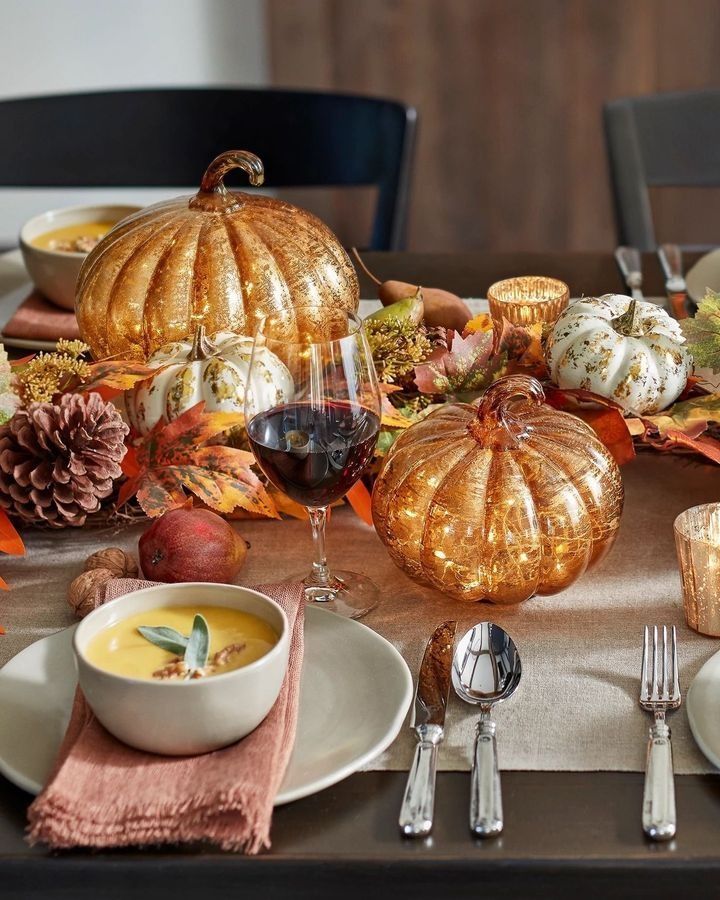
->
0, 392, 129, 528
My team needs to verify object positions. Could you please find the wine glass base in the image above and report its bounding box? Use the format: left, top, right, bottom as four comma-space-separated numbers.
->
295, 570, 379, 619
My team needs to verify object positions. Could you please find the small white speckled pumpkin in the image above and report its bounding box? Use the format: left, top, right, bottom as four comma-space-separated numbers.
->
545, 295, 692, 415
126, 326, 293, 435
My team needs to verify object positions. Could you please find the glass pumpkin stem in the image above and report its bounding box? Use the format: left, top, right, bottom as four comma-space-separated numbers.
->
469, 375, 544, 449
307, 506, 332, 589
199, 150, 265, 193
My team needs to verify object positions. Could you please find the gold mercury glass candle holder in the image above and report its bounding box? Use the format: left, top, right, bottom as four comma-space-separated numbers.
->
674, 503, 720, 637
487, 275, 570, 331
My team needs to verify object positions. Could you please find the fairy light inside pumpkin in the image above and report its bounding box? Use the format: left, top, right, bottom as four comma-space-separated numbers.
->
371, 374, 624, 604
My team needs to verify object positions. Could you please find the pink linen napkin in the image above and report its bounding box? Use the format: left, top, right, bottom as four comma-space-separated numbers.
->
27, 577, 304, 854
2, 290, 80, 341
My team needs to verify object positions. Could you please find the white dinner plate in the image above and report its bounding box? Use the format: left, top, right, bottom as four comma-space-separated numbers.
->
685, 248, 720, 304
687, 647, 720, 770
0, 605, 412, 804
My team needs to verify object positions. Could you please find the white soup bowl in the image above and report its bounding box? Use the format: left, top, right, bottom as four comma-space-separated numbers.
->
19, 203, 140, 310
73, 582, 290, 755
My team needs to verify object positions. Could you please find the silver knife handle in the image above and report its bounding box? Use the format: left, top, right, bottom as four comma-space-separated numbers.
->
399, 735, 440, 837
615, 246, 643, 299
659, 243, 682, 279
470, 718, 503, 837
643, 715, 676, 841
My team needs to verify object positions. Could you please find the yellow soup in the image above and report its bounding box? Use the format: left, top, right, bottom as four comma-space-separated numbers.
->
85, 605, 279, 681
32, 221, 115, 253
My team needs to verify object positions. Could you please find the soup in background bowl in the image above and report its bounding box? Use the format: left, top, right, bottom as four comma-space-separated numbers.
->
73, 582, 290, 755
19, 204, 141, 310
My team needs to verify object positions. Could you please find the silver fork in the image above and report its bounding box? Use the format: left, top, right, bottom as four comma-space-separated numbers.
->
639, 625, 681, 841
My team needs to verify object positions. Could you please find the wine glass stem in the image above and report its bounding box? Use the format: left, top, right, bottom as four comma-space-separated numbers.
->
308, 506, 332, 587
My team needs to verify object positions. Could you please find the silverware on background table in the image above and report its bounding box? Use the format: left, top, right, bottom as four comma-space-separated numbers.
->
614, 246, 645, 301
399, 620, 457, 837
452, 622, 522, 838
640, 624, 681, 842
657, 244, 691, 319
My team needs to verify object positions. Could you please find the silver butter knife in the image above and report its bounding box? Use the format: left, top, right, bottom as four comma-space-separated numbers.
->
399, 619, 457, 837
658, 244, 690, 319
615, 246, 644, 301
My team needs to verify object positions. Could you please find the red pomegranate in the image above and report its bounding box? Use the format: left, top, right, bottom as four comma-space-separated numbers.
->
139, 507, 248, 583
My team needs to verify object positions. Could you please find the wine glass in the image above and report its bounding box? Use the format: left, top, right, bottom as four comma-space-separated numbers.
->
244, 307, 382, 618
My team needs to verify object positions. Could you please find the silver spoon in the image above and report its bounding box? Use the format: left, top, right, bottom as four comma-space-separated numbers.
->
452, 622, 522, 837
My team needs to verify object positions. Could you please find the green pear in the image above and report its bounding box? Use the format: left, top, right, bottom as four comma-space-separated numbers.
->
365, 294, 424, 326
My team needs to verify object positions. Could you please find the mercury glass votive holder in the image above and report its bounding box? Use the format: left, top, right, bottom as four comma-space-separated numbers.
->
487, 276, 570, 331
674, 503, 720, 636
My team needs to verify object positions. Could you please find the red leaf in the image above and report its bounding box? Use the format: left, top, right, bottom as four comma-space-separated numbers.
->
543, 386, 635, 465
575, 407, 636, 465
663, 430, 720, 464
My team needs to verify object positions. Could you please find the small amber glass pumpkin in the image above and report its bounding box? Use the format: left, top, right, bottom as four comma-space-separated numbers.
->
75, 150, 359, 360
372, 375, 624, 604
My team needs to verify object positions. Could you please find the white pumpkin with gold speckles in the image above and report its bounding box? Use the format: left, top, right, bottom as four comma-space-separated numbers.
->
126, 326, 293, 435
546, 294, 692, 415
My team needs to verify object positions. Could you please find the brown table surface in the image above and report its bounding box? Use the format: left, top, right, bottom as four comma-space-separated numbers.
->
2, 251, 718, 900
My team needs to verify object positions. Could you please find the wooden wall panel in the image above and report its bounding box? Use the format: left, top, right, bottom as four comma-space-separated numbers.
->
267, 0, 720, 252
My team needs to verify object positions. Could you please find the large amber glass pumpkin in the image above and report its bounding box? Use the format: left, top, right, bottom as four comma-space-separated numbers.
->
372, 375, 624, 604
75, 150, 359, 359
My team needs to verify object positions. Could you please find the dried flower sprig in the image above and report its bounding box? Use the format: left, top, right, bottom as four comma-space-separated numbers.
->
365, 317, 432, 383
16, 339, 91, 403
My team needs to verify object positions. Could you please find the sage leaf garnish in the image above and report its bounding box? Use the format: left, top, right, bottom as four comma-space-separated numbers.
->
137, 625, 189, 657
184, 614, 210, 672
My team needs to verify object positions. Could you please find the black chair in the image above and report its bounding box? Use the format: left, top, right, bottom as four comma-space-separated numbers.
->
604, 89, 720, 250
0, 87, 417, 251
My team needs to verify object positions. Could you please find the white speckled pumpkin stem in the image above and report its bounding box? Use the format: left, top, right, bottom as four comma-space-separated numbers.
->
611, 298, 643, 337
189, 325, 215, 361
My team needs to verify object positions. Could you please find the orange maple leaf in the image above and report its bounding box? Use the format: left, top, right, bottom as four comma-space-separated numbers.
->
346, 481, 374, 527
0, 509, 25, 557
78, 359, 170, 401
119, 402, 279, 519
0, 508, 24, 607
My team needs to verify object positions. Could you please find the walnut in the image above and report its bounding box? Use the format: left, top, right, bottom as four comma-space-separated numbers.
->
84, 547, 138, 579
210, 642, 246, 669
152, 659, 188, 680
68, 568, 116, 618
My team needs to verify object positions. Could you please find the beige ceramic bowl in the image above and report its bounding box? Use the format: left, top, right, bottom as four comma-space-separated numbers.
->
19, 204, 140, 310
73, 582, 290, 755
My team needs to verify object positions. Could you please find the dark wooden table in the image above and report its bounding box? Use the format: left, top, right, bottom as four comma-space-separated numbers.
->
2, 251, 717, 900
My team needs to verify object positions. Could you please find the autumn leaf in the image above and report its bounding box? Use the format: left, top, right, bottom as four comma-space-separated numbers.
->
0, 508, 23, 600
495, 319, 548, 377
120, 402, 279, 519
346, 480, 374, 526
543, 386, 635, 465
663, 430, 720, 464
267, 487, 309, 520
463, 312, 494, 336
641, 393, 720, 437
681, 289, 720, 373
414, 330, 505, 396
79, 360, 169, 401
0, 509, 24, 557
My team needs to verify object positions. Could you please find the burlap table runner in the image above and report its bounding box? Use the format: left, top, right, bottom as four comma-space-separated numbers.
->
1, 454, 719, 774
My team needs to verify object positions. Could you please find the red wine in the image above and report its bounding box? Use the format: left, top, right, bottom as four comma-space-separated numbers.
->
247, 401, 380, 507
